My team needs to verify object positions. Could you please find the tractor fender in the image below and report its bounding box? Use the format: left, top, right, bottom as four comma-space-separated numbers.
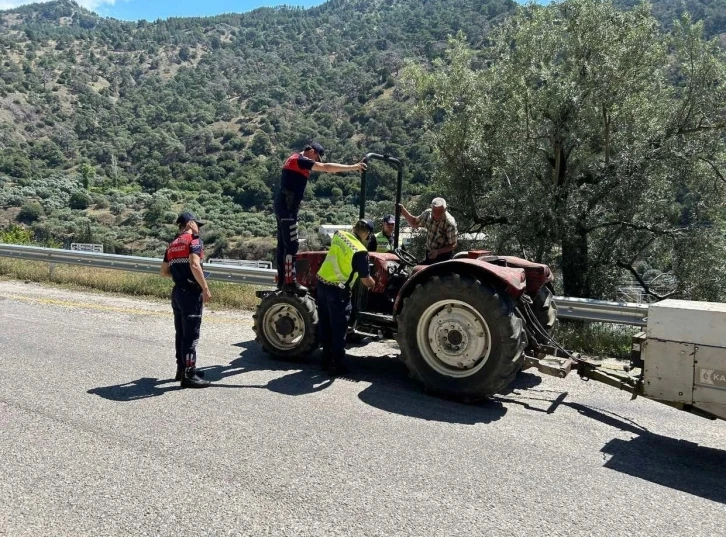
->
495, 256, 554, 297
393, 258, 526, 318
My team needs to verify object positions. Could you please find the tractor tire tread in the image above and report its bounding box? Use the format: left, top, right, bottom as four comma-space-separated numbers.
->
253, 292, 318, 360
397, 274, 525, 401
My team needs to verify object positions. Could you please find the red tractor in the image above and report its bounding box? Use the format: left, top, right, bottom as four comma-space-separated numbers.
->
254, 154, 558, 401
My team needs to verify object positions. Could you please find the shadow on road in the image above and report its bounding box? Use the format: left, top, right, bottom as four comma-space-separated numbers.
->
358, 382, 508, 424
89, 338, 726, 501
493, 383, 726, 504
87, 377, 180, 401
201, 351, 333, 397
349, 354, 511, 424
569, 403, 726, 505
88, 342, 334, 402
88, 341, 515, 424
88, 362, 334, 402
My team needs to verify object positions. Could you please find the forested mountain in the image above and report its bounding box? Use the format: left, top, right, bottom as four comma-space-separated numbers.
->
0, 0, 721, 259
0, 0, 516, 256
614, 0, 725, 38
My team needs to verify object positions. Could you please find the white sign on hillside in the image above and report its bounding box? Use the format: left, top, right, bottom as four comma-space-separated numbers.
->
70, 243, 103, 253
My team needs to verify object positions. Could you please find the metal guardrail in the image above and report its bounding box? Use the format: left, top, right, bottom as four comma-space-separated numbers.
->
553, 296, 647, 326
0, 243, 275, 287
207, 258, 273, 269
0, 243, 648, 325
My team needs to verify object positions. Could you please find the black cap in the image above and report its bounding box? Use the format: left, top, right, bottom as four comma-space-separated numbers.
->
362, 219, 374, 232
307, 141, 325, 157
176, 212, 205, 227
310, 141, 325, 156
382, 214, 395, 224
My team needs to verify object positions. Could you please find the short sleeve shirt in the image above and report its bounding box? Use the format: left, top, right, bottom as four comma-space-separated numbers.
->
352, 251, 371, 279
417, 209, 457, 251
163, 233, 204, 289
276, 153, 316, 214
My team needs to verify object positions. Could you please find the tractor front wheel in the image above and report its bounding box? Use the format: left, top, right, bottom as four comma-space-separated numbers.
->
397, 274, 525, 401
253, 292, 318, 360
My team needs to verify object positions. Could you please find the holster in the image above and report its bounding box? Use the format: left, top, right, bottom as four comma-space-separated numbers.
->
280, 188, 300, 213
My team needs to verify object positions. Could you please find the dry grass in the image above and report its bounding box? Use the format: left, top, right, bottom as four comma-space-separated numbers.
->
0, 259, 636, 359
0, 259, 261, 311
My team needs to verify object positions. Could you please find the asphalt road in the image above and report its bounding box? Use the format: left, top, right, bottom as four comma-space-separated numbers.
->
1, 280, 724, 537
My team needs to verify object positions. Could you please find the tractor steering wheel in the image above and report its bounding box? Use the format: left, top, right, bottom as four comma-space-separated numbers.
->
393, 247, 418, 267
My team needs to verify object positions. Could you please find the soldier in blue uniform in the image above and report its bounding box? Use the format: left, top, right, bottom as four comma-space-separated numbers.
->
275, 142, 366, 295
161, 212, 212, 388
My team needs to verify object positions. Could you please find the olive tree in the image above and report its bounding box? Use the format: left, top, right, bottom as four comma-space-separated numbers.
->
403, 0, 725, 299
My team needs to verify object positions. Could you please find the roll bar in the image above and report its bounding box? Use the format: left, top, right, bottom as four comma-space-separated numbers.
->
359, 153, 403, 249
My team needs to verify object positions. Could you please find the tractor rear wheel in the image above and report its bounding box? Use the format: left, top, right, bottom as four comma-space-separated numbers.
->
253, 292, 318, 360
397, 274, 525, 401
531, 285, 558, 344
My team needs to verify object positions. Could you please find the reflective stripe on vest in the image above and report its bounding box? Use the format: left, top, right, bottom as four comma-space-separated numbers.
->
317, 230, 367, 287
375, 231, 393, 252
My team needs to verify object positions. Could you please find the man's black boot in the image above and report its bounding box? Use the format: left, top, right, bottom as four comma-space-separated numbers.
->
328, 361, 350, 377
175, 368, 204, 381
181, 372, 210, 388
328, 353, 350, 376
283, 281, 308, 296
321, 351, 332, 371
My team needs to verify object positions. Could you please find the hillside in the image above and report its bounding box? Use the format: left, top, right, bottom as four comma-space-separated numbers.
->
0, 0, 722, 259
614, 0, 725, 38
0, 0, 517, 257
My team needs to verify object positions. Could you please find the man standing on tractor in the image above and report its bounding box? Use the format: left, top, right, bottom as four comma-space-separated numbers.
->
316, 220, 376, 376
398, 197, 458, 265
275, 142, 367, 295
367, 214, 396, 252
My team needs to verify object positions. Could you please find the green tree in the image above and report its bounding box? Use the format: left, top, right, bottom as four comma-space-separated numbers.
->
79, 161, 96, 189
138, 163, 173, 193
30, 139, 65, 167
0, 152, 32, 179
403, 0, 725, 299
144, 198, 173, 225
249, 131, 272, 155
234, 179, 272, 208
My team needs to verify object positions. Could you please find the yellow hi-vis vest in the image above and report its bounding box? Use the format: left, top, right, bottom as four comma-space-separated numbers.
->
374, 231, 393, 252
317, 230, 368, 287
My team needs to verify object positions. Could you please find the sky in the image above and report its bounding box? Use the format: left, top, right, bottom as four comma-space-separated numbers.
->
0, 1, 325, 20
0, 0, 548, 21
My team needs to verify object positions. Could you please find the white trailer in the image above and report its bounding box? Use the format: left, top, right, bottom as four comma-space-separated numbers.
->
640, 299, 726, 420
530, 299, 726, 421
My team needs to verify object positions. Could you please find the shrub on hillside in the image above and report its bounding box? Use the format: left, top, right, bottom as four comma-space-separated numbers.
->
144, 198, 173, 225
69, 191, 91, 209
17, 202, 44, 224
110, 202, 125, 215
93, 195, 110, 209
4, 195, 25, 208
0, 223, 34, 244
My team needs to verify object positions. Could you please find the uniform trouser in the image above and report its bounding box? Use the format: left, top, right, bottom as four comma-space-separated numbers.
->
317, 282, 352, 363
275, 208, 299, 286
171, 286, 203, 373
420, 250, 454, 265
